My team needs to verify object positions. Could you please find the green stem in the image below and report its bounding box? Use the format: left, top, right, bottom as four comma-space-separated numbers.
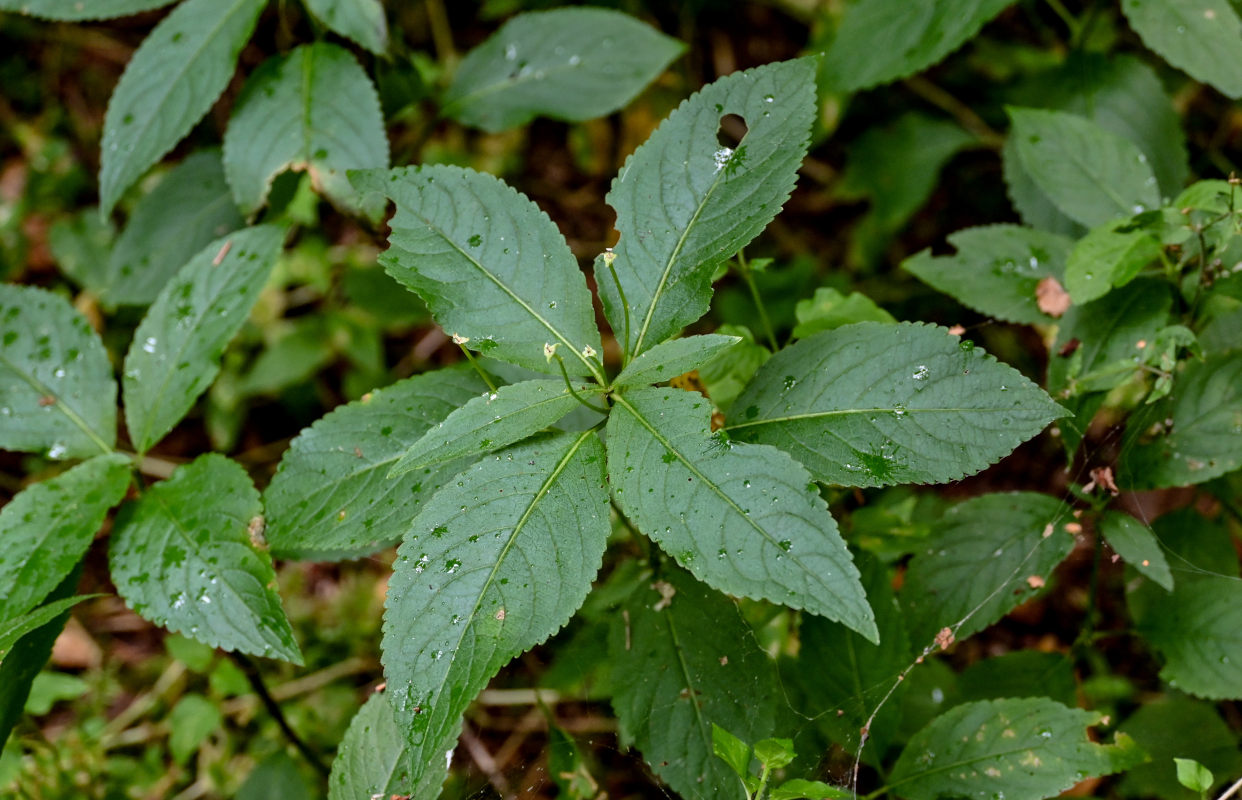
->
603, 249, 633, 367
229, 652, 330, 778
456, 341, 497, 392
553, 355, 609, 415
736, 251, 778, 351
1044, 0, 1079, 36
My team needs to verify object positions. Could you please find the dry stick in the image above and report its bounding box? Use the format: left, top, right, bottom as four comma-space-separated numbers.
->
1219, 775, 1242, 800
461, 721, 514, 799
228, 652, 330, 778
902, 76, 1005, 149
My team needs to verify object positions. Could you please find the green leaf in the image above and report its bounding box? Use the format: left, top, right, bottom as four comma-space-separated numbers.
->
729, 322, 1065, 487
0, 454, 132, 622
1099, 512, 1173, 591
1118, 696, 1242, 800
381, 431, 609, 793
389, 379, 600, 477
24, 672, 89, 715
224, 43, 389, 218
105, 150, 244, 308
1064, 219, 1162, 304
770, 779, 851, 800
791, 287, 895, 338
609, 566, 780, 800
0, 285, 117, 459
699, 324, 771, 414
1135, 575, 1242, 699
328, 692, 412, 800
442, 8, 683, 133
1121, 0, 1242, 99
888, 698, 1146, 800
352, 166, 602, 379
903, 225, 1073, 325
754, 737, 795, 769
821, 0, 1013, 91
1120, 353, 1242, 488
1007, 107, 1161, 227
608, 387, 876, 640
1175, 758, 1214, 793
712, 724, 752, 784
122, 225, 284, 453
901, 493, 1075, 646
109, 454, 302, 663
614, 335, 741, 388
48, 210, 115, 295
0, 0, 173, 19
303, 0, 386, 54
958, 650, 1078, 708
238, 752, 314, 800
0, 596, 95, 662
168, 693, 222, 764
99, 0, 265, 215
597, 58, 815, 357
264, 369, 486, 560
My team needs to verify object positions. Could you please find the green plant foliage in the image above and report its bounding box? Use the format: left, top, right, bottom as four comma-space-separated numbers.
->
0, 454, 131, 621
887, 698, 1146, 800
442, 8, 683, 133
1120, 0, 1242, 98
608, 387, 876, 640
108, 454, 302, 663
47, 211, 114, 295
614, 334, 741, 387
0, 0, 173, 20
328, 692, 411, 799
224, 43, 389, 218
1133, 575, 1242, 699
1098, 511, 1174, 590
957, 651, 1078, 708
729, 323, 1065, 487
790, 287, 895, 338
609, 566, 779, 800
597, 58, 815, 357
0, 285, 116, 459
1117, 696, 1242, 799
1064, 218, 1163, 303
303, 0, 387, 54
167, 693, 222, 764
381, 431, 609, 794
98, 0, 265, 215
0, 596, 96, 662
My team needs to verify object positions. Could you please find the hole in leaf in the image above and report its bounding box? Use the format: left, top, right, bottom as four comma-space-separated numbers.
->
716, 113, 748, 148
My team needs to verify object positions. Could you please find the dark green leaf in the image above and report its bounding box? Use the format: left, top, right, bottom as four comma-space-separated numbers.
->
597, 58, 815, 357
1118, 696, 1242, 800
109, 454, 302, 663
442, 8, 683, 133
958, 650, 1078, 707
304, 0, 386, 54
1099, 512, 1173, 590
1135, 575, 1242, 699
821, 0, 1013, 91
0, 596, 96, 662
888, 698, 1146, 800
698, 324, 771, 414
122, 225, 284, 453
224, 43, 389, 218
263, 369, 486, 560
1121, 0, 1242, 98
48, 210, 114, 294
903, 225, 1073, 324
238, 752, 314, 800
729, 323, 1065, 487
609, 566, 779, 800
614, 335, 741, 388
608, 387, 876, 640
105, 150, 244, 308
328, 692, 412, 800
0, 454, 131, 621
99, 0, 265, 215
1065, 219, 1162, 304
1007, 107, 1161, 227
901, 493, 1075, 646
0, 0, 173, 19
0, 285, 116, 459
382, 431, 609, 794
389, 379, 601, 476
352, 166, 602, 379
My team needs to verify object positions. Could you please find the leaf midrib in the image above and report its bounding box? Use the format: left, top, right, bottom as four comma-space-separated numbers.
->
724, 406, 1029, 432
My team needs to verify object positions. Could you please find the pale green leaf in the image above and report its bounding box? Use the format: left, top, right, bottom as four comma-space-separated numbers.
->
264, 369, 486, 560
614, 335, 741, 387
1175, 758, 1215, 793
888, 698, 1146, 800
821, 0, 1013, 91
0, 285, 116, 459
1122, 0, 1242, 98
99, 0, 265, 215
608, 387, 876, 640
1120, 353, 1242, 488
1065, 219, 1162, 303
1007, 107, 1161, 227
729, 322, 1065, 487
711, 724, 751, 784
609, 566, 779, 800
304, 0, 386, 54
0, 0, 173, 19
0, 454, 132, 622
168, 694, 222, 763
0, 596, 96, 662
1135, 575, 1242, 699
791, 287, 895, 338
238, 753, 313, 800
597, 58, 815, 357
442, 8, 683, 133
770, 779, 851, 800
224, 43, 388, 218
903, 225, 1073, 325
328, 693, 413, 800
122, 225, 285, 453
382, 431, 609, 792
389, 379, 600, 477
901, 493, 1075, 646
1099, 511, 1174, 591
352, 166, 602, 379
105, 150, 244, 307
109, 454, 302, 663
